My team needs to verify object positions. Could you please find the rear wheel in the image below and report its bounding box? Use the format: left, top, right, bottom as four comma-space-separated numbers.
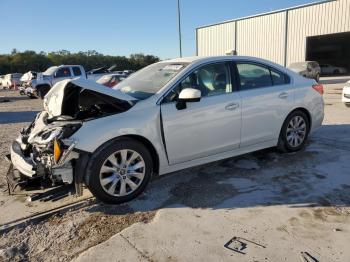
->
277, 110, 310, 152
315, 74, 320, 83
85, 138, 153, 204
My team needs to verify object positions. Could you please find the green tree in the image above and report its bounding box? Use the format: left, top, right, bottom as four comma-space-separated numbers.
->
0, 50, 160, 75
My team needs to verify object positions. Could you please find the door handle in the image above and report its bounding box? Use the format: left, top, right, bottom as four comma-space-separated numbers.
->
225, 103, 239, 111
278, 92, 288, 99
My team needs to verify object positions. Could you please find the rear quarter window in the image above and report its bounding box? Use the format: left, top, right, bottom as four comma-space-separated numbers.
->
72, 67, 82, 76
270, 69, 290, 86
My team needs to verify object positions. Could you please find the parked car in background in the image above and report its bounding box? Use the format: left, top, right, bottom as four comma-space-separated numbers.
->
123, 70, 135, 76
26, 65, 86, 98
342, 80, 350, 108
320, 64, 348, 75
0, 75, 5, 88
87, 65, 125, 81
96, 73, 126, 88
19, 71, 37, 95
8, 56, 324, 204
2, 73, 23, 89
288, 61, 321, 82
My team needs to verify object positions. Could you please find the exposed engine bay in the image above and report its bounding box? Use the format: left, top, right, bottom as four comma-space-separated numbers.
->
7, 79, 134, 196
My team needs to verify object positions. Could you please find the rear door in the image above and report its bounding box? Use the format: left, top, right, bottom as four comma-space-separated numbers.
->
235, 61, 294, 147
161, 62, 242, 165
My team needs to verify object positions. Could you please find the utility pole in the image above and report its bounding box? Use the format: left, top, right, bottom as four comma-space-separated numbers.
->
177, 0, 182, 57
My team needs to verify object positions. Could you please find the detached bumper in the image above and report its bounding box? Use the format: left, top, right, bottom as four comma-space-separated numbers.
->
10, 141, 37, 177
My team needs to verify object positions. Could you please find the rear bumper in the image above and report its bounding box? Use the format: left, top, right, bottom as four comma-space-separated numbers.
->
10, 141, 37, 177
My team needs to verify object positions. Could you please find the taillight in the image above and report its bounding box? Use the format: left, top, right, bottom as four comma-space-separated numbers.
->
312, 84, 324, 95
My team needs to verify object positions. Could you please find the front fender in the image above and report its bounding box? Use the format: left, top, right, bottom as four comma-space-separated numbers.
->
71, 105, 168, 164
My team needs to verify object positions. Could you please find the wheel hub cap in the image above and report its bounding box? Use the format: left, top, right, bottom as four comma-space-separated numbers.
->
99, 149, 145, 197
286, 116, 307, 148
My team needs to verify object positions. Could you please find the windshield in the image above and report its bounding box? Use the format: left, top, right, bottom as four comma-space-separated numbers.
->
113, 62, 188, 100
43, 66, 58, 76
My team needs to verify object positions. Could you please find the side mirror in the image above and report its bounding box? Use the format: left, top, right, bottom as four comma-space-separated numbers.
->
176, 88, 201, 110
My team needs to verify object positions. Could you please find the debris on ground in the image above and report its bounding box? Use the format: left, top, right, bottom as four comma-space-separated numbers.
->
300, 251, 319, 262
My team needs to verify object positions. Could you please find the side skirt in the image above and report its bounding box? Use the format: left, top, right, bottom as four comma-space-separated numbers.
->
158, 140, 277, 175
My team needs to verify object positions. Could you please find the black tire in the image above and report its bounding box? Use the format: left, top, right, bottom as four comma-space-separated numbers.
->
315, 74, 320, 83
345, 103, 350, 108
36, 85, 50, 99
84, 138, 153, 204
277, 110, 310, 153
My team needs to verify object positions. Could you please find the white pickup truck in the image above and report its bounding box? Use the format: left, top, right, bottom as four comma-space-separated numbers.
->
26, 65, 86, 98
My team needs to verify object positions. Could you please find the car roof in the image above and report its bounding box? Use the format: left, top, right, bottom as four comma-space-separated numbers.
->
159, 55, 290, 73
161, 55, 283, 65
58, 65, 82, 67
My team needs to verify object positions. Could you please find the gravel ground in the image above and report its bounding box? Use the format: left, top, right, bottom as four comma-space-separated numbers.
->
0, 91, 41, 189
0, 204, 155, 261
0, 81, 349, 262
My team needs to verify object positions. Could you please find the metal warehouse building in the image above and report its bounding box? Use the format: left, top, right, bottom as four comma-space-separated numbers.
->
196, 0, 350, 71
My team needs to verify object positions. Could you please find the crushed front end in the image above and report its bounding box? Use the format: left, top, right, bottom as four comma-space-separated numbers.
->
7, 78, 135, 197
8, 111, 83, 194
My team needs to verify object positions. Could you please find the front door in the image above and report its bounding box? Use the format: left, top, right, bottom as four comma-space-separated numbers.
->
161, 62, 242, 165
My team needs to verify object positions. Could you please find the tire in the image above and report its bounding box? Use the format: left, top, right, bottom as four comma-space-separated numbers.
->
277, 110, 310, 153
36, 85, 50, 99
315, 74, 320, 83
345, 103, 350, 108
84, 138, 153, 204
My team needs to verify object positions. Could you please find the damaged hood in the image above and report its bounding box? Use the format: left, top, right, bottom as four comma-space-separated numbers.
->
44, 78, 136, 118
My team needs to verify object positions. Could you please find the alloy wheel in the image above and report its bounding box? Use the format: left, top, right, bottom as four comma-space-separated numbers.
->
99, 149, 145, 197
286, 116, 307, 147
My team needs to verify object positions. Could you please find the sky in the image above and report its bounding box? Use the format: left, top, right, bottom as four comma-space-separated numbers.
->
1, 0, 322, 59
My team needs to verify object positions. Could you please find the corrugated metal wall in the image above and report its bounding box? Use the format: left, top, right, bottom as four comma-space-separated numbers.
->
197, 22, 235, 56
287, 0, 350, 65
197, 0, 350, 66
236, 12, 286, 65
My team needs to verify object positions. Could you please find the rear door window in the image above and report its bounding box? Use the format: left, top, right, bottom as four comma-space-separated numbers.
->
236, 63, 272, 90
236, 62, 290, 90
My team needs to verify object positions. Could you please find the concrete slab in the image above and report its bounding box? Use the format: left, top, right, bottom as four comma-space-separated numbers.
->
75, 206, 350, 262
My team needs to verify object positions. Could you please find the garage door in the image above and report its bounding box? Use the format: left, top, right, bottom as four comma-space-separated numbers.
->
306, 32, 350, 76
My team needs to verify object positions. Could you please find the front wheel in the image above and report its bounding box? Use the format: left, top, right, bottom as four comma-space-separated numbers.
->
277, 110, 310, 152
84, 138, 153, 204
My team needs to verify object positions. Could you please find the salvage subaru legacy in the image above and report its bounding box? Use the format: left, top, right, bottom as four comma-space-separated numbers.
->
8, 56, 324, 203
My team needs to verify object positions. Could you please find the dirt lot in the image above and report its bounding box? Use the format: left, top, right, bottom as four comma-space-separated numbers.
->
0, 79, 350, 262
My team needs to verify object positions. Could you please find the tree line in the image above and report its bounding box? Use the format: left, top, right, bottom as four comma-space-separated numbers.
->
0, 49, 160, 74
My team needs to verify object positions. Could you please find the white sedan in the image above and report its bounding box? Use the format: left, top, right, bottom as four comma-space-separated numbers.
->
9, 56, 324, 203
342, 81, 350, 107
